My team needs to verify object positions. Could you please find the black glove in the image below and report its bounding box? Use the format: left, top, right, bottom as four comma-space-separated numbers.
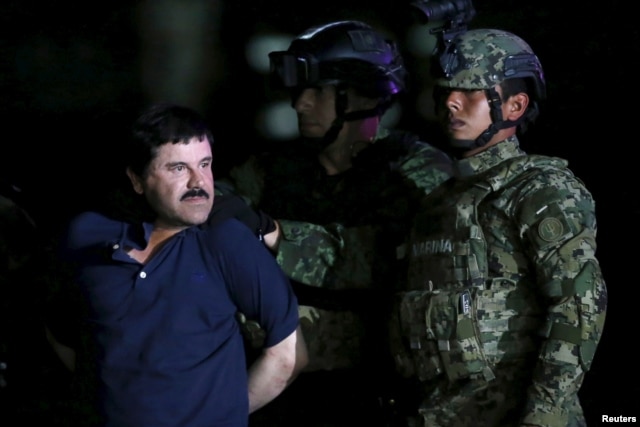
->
207, 193, 276, 237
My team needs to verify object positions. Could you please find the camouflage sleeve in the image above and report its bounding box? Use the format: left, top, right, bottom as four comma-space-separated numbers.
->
515, 171, 607, 427
276, 141, 452, 290
394, 141, 453, 195
217, 154, 265, 207
215, 157, 380, 289
276, 220, 378, 289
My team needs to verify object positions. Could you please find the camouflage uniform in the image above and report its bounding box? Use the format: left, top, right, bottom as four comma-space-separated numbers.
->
389, 136, 607, 427
223, 128, 452, 369
215, 20, 453, 425
217, 127, 452, 426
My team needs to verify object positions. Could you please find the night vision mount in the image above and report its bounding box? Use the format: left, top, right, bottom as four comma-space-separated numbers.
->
410, 0, 476, 78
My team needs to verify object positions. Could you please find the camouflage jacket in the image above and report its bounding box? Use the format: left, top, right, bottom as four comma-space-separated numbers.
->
218, 128, 453, 293
215, 129, 452, 372
225, 128, 454, 292
393, 136, 607, 427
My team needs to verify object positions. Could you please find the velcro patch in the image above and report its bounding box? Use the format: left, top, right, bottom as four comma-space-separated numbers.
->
538, 217, 564, 242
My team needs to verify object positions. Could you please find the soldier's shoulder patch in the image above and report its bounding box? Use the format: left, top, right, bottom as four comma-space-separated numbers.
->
538, 217, 564, 242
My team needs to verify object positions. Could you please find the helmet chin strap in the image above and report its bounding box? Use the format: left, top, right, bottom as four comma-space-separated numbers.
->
448, 87, 519, 158
305, 84, 383, 152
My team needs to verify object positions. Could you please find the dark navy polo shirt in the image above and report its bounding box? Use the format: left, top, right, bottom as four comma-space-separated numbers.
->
64, 212, 299, 427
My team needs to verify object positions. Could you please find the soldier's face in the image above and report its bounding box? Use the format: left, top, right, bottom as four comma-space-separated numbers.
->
127, 137, 214, 229
293, 84, 338, 138
436, 87, 493, 143
293, 84, 379, 145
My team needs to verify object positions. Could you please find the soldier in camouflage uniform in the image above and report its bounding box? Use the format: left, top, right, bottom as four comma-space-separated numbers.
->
214, 20, 453, 426
388, 29, 607, 427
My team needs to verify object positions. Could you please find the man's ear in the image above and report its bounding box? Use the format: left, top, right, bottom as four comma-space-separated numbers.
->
505, 92, 530, 121
126, 167, 144, 195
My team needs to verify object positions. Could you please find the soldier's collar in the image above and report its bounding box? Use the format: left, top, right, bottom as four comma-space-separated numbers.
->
454, 136, 523, 178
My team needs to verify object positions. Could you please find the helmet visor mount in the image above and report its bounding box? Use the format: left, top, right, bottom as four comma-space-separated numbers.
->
432, 43, 466, 80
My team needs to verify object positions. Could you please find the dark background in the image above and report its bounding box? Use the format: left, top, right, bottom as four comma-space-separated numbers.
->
1, 0, 637, 424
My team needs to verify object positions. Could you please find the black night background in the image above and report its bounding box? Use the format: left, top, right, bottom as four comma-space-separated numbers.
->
0, 0, 637, 424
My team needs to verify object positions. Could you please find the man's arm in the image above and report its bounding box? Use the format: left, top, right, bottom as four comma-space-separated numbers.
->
517, 180, 607, 427
247, 325, 308, 413
265, 219, 380, 290
261, 142, 452, 290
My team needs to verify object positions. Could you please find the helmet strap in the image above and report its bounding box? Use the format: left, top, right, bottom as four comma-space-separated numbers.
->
448, 87, 520, 158
318, 83, 383, 148
342, 106, 383, 122
473, 87, 504, 147
316, 84, 348, 147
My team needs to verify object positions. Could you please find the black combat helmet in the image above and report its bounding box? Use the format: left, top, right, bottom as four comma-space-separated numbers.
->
269, 20, 407, 145
269, 20, 406, 107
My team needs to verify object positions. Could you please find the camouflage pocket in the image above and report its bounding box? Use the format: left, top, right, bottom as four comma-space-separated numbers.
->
392, 290, 443, 381
475, 279, 541, 363
427, 289, 494, 382
393, 289, 495, 383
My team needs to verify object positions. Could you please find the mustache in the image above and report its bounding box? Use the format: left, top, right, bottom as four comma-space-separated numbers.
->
180, 188, 210, 200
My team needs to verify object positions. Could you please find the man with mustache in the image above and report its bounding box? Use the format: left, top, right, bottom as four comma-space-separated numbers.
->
388, 28, 607, 426
46, 103, 308, 426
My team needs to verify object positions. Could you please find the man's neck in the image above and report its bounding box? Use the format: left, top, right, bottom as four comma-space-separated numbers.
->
317, 118, 380, 175
127, 225, 183, 264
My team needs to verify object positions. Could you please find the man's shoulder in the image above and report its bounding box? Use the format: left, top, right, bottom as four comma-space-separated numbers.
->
196, 217, 262, 252
65, 211, 122, 250
501, 156, 596, 217
68, 210, 119, 229
374, 129, 448, 162
410, 140, 451, 162
515, 155, 588, 193
379, 130, 453, 191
